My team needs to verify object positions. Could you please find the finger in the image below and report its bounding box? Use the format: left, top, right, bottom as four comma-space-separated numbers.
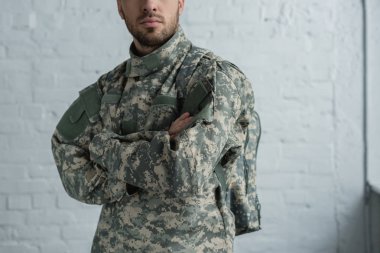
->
182, 116, 194, 126
175, 117, 194, 132
169, 116, 194, 136
172, 112, 191, 126
178, 112, 190, 121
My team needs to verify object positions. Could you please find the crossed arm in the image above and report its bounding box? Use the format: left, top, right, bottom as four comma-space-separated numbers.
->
51, 111, 193, 205
51, 70, 241, 205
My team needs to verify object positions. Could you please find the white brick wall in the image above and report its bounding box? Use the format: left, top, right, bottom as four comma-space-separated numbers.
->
0, 0, 370, 252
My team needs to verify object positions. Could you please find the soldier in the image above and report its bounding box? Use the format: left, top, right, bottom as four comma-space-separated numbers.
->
51, 0, 260, 252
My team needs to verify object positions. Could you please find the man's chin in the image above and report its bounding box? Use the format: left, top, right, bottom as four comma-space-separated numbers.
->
130, 22, 177, 49
144, 27, 160, 34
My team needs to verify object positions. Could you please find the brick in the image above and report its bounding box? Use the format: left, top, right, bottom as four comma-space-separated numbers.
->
33, 118, 59, 134
61, 224, 98, 240
62, 0, 81, 10
0, 211, 25, 225
0, 105, 20, 119
26, 210, 75, 225
0, 165, 28, 179
280, 143, 333, 167
15, 225, 60, 240
0, 195, 6, 210
0, 45, 5, 58
39, 240, 68, 253
19, 104, 43, 120
9, 133, 47, 150
57, 193, 90, 209
8, 195, 32, 210
73, 209, 103, 224
257, 143, 281, 173
183, 3, 214, 24
82, 56, 121, 74
0, 136, 10, 149
0, 90, 16, 104
0, 180, 55, 194
214, 4, 243, 24
1, 86, 34, 106
0, 13, 12, 32
28, 165, 59, 180
11, 12, 35, 30
0, 150, 31, 164
28, 148, 59, 165
32, 58, 82, 77
0, 120, 24, 134
1, 0, 32, 12
33, 87, 78, 104
66, 240, 93, 253
32, 193, 56, 209
259, 172, 297, 190
0, 243, 39, 253
33, 1, 62, 13
0, 226, 13, 241
297, 174, 335, 190
7, 40, 38, 58
31, 23, 80, 47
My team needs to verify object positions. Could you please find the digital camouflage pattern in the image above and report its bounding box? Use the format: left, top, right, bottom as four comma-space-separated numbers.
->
51, 26, 260, 253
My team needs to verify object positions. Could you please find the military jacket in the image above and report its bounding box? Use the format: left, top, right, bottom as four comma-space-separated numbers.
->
51, 27, 258, 253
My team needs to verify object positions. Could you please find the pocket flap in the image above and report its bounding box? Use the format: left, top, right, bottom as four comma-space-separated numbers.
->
101, 88, 122, 104
79, 83, 102, 122
152, 95, 177, 107
68, 99, 86, 123
181, 78, 213, 115
102, 93, 122, 104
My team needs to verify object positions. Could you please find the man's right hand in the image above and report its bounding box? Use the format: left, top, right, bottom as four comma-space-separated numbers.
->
168, 112, 193, 140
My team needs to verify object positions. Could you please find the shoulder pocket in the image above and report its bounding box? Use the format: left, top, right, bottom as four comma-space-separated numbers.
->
181, 78, 214, 124
56, 84, 101, 142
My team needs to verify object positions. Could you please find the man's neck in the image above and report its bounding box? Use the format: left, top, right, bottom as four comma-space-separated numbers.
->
132, 41, 159, 57
131, 27, 179, 57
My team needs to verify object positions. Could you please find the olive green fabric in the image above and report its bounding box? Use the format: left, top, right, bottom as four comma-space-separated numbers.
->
56, 83, 101, 142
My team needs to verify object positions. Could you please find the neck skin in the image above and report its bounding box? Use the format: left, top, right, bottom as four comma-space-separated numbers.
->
131, 27, 179, 57
132, 39, 158, 56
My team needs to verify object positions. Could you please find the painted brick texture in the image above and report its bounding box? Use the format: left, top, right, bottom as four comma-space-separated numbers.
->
0, 0, 366, 252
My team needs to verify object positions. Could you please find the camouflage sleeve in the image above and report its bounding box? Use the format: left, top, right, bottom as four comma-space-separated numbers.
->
51, 80, 128, 205
88, 62, 243, 198
210, 60, 262, 233
226, 72, 262, 234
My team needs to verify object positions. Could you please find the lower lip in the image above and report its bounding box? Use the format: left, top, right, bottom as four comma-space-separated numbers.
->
141, 21, 161, 28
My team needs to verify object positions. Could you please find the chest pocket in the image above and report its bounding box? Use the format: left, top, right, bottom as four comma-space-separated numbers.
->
144, 95, 178, 131
100, 89, 123, 133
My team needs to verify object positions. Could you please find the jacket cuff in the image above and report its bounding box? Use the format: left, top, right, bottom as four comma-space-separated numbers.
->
107, 176, 127, 201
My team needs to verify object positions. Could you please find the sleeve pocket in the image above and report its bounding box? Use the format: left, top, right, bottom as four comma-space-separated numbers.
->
57, 97, 89, 142
56, 83, 102, 142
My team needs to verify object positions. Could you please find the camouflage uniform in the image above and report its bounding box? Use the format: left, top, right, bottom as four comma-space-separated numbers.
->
51, 26, 258, 252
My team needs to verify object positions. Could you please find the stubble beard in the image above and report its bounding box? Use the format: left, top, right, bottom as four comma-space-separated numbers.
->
125, 9, 179, 49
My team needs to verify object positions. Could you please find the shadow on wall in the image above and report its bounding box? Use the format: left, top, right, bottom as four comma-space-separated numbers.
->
336, 197, 366, 253
235, 196, 366, 253
370, 191, 380, 253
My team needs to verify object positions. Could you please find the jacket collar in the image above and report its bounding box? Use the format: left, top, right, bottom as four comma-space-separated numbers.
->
125, 26, 191, 78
